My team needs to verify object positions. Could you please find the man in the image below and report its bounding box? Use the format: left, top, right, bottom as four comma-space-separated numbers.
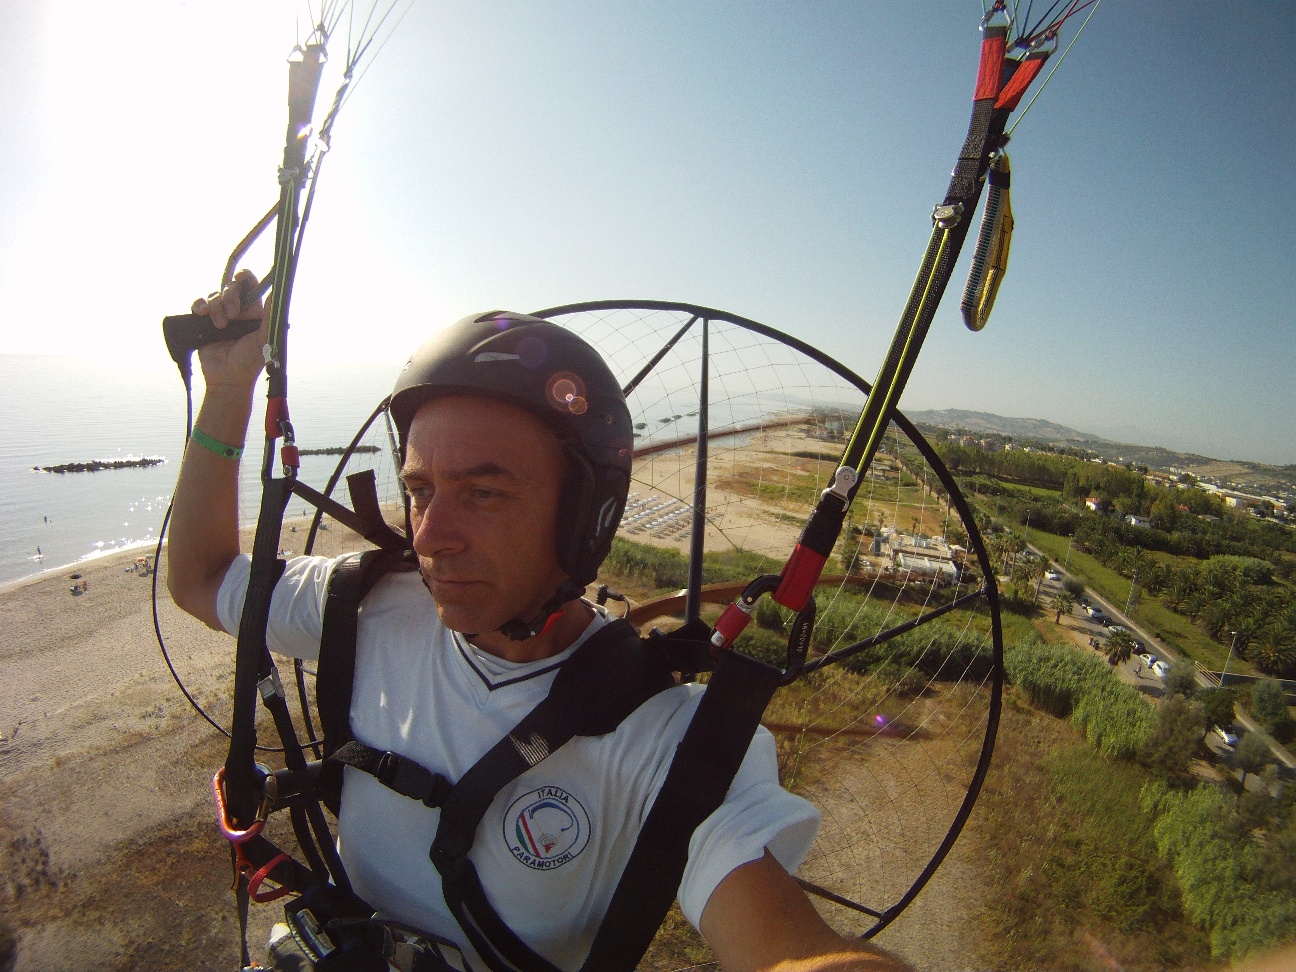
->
168, 275, 906, 972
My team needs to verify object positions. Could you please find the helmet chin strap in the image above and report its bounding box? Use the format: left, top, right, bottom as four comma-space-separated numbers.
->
498, 579, 586, 641
418, 569, 587, 643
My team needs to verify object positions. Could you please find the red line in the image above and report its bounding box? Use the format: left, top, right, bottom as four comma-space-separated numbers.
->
520, 813, 542, 856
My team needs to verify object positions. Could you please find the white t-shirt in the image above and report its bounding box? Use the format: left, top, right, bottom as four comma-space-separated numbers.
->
218, 553, 820, 971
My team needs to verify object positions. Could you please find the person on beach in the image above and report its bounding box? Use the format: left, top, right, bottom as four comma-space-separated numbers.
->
167, 274, 905, 972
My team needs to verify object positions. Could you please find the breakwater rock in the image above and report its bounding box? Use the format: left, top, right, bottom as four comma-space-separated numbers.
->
36, 457, 166, 474
297, 445, 382, 456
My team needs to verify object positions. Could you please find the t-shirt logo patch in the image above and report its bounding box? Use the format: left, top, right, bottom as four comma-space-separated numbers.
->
504, 786, 591, 870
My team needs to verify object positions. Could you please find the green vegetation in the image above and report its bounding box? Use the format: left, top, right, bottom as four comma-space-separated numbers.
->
942, 439, 1296, 682
1249, 679, 1294, 740
603, 536, 780, 592
1143, 782, 1296, 960
1004, 637, 1154, 759
996, 635, 1296, 963
976, 697, 1209, 969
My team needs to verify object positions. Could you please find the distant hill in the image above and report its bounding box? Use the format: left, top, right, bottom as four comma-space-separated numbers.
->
906, 409, 1099, 446
907, 409, 1296, 494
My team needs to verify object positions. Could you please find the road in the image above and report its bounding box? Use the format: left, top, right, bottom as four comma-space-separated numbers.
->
1029, 559, 1296, 786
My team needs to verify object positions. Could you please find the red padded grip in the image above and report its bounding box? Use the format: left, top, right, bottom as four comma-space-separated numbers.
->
773, 544, 826, 612
996, 55, 1045, 110
975, 32, 1007, 101
265, 396, 290, 439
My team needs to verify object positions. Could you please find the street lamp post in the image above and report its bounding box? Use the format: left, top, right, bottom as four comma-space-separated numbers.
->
1125, 571, 1138, 617
1064, 534, 1074, 569
1221, 630, 1239, 688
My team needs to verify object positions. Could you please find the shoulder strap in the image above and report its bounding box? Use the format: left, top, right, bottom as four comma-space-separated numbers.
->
581, 648, 782, 971
429, 619, 674, 972
315, 545, 416, 812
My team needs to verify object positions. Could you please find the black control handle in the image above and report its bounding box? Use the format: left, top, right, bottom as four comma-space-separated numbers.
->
163, 314, 262, 383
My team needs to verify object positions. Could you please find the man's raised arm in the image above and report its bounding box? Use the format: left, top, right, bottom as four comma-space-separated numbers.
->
166, 271, 268, 630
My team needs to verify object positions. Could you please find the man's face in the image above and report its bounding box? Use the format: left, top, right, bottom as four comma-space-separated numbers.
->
400, 395, 568, 641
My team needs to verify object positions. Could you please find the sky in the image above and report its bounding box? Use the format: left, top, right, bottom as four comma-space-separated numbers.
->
1, 1, 1292, 465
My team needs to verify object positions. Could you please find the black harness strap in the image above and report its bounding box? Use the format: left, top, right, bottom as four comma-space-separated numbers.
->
425, 620, 671, 972
582, 648, 783, 971
315, 547, 419, 813
330, 741, 454, 808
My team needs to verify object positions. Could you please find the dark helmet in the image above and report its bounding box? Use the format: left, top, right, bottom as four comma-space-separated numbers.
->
389, 310, 633, 588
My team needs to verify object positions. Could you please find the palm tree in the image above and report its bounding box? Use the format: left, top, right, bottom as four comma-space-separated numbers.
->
1201, 599, 1234, 641
1161, 569, 1194, 611
1053, 591, 1076, 624
1250, 626, 1296, 677
1105, 629, 1137, 667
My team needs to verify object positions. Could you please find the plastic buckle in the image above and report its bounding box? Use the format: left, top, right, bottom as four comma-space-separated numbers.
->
258, 669, 285, 703
288, 905, 336, 961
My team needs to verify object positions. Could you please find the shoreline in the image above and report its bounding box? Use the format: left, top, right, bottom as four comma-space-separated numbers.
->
0, 510, 339, 594
0, 540, 163, 596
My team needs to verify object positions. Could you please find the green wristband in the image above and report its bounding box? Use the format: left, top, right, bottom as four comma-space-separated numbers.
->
190, 427, 244, 460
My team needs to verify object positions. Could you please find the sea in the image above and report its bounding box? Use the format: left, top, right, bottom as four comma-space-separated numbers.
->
0, 354, 401, 588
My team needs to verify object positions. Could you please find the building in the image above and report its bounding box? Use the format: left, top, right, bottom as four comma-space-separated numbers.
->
888, 533, 961, 585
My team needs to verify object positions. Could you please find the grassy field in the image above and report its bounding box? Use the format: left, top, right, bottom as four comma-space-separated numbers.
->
973, 696, 1212, 970
1024, 529, 1245, 673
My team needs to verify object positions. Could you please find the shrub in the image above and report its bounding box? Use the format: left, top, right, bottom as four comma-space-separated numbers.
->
1250, 678, 1290, 729
733, 626, 788, 668
1071, 676, 1156, 760
1149, 784, 1296, 960
1005, 636, 1109, 717
1163, 658, 1198, 697
753, 596, 787, 633
1207, 555, 1273, 586
1139, 695, 1206, 784
604, 537, 689, 589
1194, 687, 1236, 731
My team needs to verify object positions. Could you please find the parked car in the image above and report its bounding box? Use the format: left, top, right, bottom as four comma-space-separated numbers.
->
1108, 625, 1128, 637
1151, 660, 1171, 679
1045, 569, 1061, 582
1085, 605, 1105, 620
1138, 652, 1158, 668
1211, 726, 1239, 749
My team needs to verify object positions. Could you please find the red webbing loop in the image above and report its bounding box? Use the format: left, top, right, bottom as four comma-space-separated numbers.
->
280, 443, 300, 469
773, 544, 827, 612
265, 397, 290, 440
244, 849, 295, 903
996, 55, 1047, 110
975, 30, 1008, 101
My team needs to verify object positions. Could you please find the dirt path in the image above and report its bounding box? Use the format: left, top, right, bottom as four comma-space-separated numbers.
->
791, 685, 994, 970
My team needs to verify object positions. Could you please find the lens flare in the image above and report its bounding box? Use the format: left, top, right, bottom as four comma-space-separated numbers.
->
547, 373, 587, 415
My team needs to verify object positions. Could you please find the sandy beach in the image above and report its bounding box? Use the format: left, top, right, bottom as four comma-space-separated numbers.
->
0, 518, 364, 972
